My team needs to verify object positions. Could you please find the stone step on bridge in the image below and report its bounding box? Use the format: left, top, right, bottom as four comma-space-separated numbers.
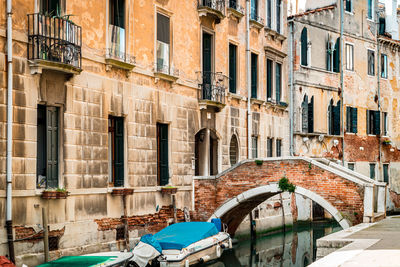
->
193, 157, 387, 236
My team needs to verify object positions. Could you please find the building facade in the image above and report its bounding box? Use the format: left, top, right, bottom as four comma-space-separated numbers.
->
0, 0, 289, 264
289, 0, 400, 212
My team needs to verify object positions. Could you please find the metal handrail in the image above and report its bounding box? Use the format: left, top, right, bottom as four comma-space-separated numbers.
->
27, 13, 82, 69
197, 71, 228, 104
198, 0, 226, 15
228, 0, 245, 14
155, 63, 179, 77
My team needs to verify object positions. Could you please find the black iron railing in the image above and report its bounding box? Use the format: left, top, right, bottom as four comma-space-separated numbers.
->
250, 12, 264, 25
198, 0, 226, 16
155, 63, 179, 77
106, 47, 136, 65
197, 71, 228, 104
27, 13, 82, 69
228, 0, 245, 14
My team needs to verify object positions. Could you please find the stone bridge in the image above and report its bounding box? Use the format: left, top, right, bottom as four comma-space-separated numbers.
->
193, 157, 387, 235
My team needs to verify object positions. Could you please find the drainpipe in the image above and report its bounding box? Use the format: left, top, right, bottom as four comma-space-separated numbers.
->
6, 0, 15, 262
289, 18, 294, 156
377, 12, 382, 181
340, 0, 345, 166
246, 0, 251, 159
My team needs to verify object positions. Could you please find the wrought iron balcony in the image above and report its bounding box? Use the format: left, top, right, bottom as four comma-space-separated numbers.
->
154, 63, 179, 82
105, 47, 136, 71
250, 13, 264, 29
228, 0, 245, 16
197, 71, 228, 111
197, 0, 226, 23
27, 13, 82, 74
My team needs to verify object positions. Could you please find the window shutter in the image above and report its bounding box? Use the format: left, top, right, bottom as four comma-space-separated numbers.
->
114, 117, 124, 187
157, 13, 170, 44
328, 101, 333, 135
302, 96, 308, 133
333, 102, 340, 135
266, 0, 271, 28
276, 63, 281, 102
379, 17, 385, 35
158, 124, 169, 186
351, 107, 358, 133
301, 28, 308, 66
308, 96, 314, 133
276, 0, 281, 33
251, 53, 258, 99
346, 106, 351, 132
374, 110, 381, 135
267, 59, 272, 99
333, 38, 340, 73
46, 107, 58, 188
229, 44, 237, 94
326, 40, 331, 71
366, 110, 370, 134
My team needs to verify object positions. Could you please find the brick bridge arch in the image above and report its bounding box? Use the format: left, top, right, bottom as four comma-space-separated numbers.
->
193, 157, 386, 236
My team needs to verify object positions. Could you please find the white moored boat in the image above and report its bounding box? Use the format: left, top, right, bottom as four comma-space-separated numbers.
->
131, 220, 232, 267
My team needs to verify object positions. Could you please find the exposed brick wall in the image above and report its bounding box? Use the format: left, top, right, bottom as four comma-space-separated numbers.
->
15, 226, 65, 242
389, 190, 400, 209
95, 206, 190, 234
194, 159, 364, 233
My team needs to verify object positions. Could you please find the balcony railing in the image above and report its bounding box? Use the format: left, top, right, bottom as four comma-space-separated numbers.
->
197, 71, 228, 105
27, 13, 82, 70
228, 0, 245, 14
155, 63, 179, 77
250, 13, 265, 25
198, 0, 226, 17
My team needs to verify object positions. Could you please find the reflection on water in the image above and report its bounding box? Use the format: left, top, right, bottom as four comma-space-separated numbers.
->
201, 222, 341, 267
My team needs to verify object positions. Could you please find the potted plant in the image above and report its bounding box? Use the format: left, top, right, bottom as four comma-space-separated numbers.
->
382, 140, 391, 145
41, 188, 68, 199
255, 159, 263, 166
111, 188, 134, 196
160, 185, 178, 195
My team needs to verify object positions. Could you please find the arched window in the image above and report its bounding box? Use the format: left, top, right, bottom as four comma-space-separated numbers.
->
229, 134, 239, 166
301, 27, 308, 66
333, 38, 340, 73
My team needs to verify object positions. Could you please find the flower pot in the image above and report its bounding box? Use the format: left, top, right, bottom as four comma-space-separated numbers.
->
111, 189, 125, 196
160, 187, 178, 195
255, 160, 263, 166
41, 191, 68, 199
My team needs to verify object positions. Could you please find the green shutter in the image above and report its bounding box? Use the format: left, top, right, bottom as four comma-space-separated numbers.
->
301, 28, 308, 66
158, 124, 169, 186
308, 96, 314, 133
346, 106, 351, 132
267, 59, 272, 99
276, 63, 281, 102
351, 107, 358, 133
229, 44, 237, 94
114, 117, 124, 187
333, 101, 341, 135
202, 33, 212, 100
328, 100, 333, 135
251, 53, 258, 99
374, 110, 381, 135
383, 164, 389, 183
46, 107, 58, 188
302, 96, 308, 133
333, 38, 340, 73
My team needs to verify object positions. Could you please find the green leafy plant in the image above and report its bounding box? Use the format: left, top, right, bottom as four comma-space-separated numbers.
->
44, 187, 66, 193
308, 162, 312, 169
278, 177, 296, 193
255, 160, 263, 166
382, 140, 391, 145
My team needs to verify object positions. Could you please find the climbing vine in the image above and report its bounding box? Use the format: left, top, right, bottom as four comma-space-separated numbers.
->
278, 177, 296, 193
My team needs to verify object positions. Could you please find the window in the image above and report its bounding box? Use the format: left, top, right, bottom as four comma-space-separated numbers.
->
383, 112, 388, 136
368, 50, 375, 76
301, 95, 314, 133
345, 0, 352, 13
252, 136, 258, 158
109, 116, 124, 187
267, 138, 273, 157
37, 105, 59, 188
157, 123, 169, 186
40, 0, 62, 15
346, 107, 358, 133
370, 163, 376, 180
251, 0, 258, 21
266, 59, 273, 100
333, 38, 340, 73
367, 0, 373, 20
379, 17, 386, 35
276, 63, 281, 102
381, 54, 388, 78
367, 110, 380, 135
266, 0, 272, 28
251, 53, 258, 99
383, 164, 389, 183
157, 13, 170, 74
301, 28, 308, 66
276, 139, 282, 157
327, 40, 334, 71
328, 99, 341, 135
276, 0, 281, 33
229, 135, 239, 166
109, 0, 126, 59
229, 43, 237, 94
348, 163, 355, 171
346, 43, 354, 71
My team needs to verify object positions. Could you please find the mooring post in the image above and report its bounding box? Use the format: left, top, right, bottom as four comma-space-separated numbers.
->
42, 207, 49, 262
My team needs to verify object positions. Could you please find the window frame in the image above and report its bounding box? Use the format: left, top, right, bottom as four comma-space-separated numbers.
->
251, 52, 259, 99
107, 0, 128, 59
368, 49, 375, 76
266, 58, 273, 101
229, 134, 239, 166
267, 137, 273, 157
383, 112, 388, 136
345, 43, 354, 71
156, 11, 172, 74
228, 42, 238, 94
347, 162, 355, 171
345, 0, 353, 14
266, 0, 272, 29
275, 62, 282, 103
300, 27, 309, 67
251, 135, 258, 158
276, 139, 282, 157
108, 115, 125, 187
367, 0, 374, 21
346, 106, 358, 134
369, 163, 376, 180
381, 53, 388, 79
157, 123, 170, 186
383, 163, 389, 184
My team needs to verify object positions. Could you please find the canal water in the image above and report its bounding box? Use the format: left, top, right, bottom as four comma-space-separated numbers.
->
200, 221, 342, 267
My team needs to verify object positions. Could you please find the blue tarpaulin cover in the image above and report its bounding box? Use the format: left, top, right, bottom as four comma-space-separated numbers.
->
152, 222, 219, 250
140, 234, 163, 253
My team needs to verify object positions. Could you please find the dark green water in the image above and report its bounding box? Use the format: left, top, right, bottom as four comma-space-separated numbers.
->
200, 222, 342, 267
